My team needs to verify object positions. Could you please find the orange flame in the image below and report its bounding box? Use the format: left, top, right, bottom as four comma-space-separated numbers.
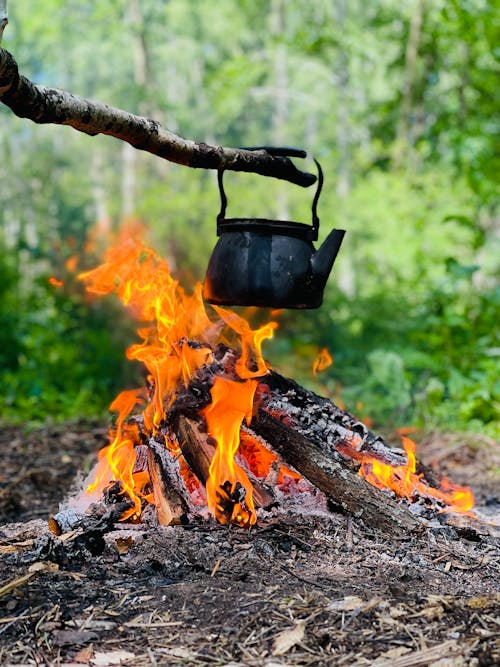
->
79, 237, 276, 524
48, 276, 64, 288
312, 347, 333, 376
213, 306, 278, 378
203, 377, 258, 526
79, 239, 214, 430
359, 436, 475, 514
86, 389, 149, 520
77, 235, 474, 525
65, 255, 79, 273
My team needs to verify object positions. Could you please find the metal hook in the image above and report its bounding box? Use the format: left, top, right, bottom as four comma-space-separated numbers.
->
216, 147, 323, 237
311, 159, 323, 236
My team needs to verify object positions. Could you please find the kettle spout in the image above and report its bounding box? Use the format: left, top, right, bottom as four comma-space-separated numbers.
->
310, 228, 345, 283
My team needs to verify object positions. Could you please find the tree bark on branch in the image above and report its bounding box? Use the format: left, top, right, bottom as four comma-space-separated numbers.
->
0, 1, 7, 45
0, 47, 315, 187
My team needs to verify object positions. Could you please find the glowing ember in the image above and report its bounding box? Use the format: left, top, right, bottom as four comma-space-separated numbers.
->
239, 431, 301, 484
358, 436, 475, 514
312, 347, 333, 376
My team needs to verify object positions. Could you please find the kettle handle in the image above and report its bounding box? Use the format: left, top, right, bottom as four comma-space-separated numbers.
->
217, 148, 323, 235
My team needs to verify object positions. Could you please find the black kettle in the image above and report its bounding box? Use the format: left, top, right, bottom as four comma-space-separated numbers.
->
203, 148, 345, 309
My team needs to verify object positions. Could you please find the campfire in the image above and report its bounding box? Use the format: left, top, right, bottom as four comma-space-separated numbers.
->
51, 236, 474, 535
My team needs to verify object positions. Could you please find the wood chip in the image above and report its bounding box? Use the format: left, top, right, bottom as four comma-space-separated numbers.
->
73, 645, 95, 664
91, 651, 136, 666
52, 629, 98, 646
327, 595, 365, 612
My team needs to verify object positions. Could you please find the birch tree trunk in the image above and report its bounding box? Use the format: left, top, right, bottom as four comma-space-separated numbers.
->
121, 0, 152, 220
270, 0, 290, 220
393, 0, 425, 168
91, 150, 111, 235
332, 0, 356, 298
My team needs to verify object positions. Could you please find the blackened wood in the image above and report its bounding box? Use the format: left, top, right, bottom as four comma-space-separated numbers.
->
49, 501, 133, 536
147, 439, 190, 525
259, 370, 405, 467
176, 415, 275, 509
251, 410, 425, 534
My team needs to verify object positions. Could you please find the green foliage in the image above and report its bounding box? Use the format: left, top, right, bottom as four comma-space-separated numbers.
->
0, 0, 498, 437
0, 275, 141, 424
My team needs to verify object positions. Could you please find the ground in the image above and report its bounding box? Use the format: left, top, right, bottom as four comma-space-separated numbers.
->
0, 422, 498, 666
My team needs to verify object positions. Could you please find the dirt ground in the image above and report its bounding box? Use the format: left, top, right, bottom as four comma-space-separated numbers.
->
0, 422, 499, 666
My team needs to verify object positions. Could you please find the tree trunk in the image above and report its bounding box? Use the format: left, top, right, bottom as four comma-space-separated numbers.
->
270, 0, 290, 219
393, 0, 425, 167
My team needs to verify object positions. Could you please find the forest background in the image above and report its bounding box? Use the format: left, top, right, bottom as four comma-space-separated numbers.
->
0, 0, 498, 438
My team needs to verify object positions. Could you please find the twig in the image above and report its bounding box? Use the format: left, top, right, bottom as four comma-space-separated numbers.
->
0, 563, 58, 600
0, 1, 7, 46
0, 46, 316, 187
0, 609, 32, 636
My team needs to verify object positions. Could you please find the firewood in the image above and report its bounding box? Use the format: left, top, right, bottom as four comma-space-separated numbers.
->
251, 409, 425, 535
147, 439, 190, 525
176, 415, 275, 510
176, 416, 214, 488
49, 501, 133, 536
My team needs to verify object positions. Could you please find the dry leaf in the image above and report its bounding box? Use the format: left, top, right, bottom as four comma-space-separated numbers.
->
467, 594, 500, 609
91, 651, 135, 666
115, 536, 133, 555
272, 620, 306, 656
73, 645, 94, 664
28, 561, 59, 574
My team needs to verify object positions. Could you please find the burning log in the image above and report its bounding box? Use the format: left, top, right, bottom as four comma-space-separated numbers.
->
249, 410, 423, 534
168, 369, 423, 534
176, 415, 276, 512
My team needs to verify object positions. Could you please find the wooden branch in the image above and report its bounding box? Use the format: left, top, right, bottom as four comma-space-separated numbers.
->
251, 410, 425, 535
0, 47, 316, 187
0, 2, 7, 46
